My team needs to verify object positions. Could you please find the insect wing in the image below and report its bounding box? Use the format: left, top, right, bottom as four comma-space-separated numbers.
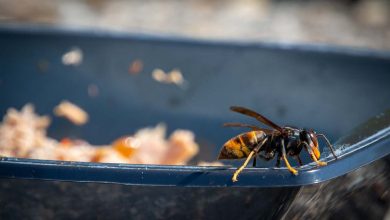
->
223, 122, 275, 134
230, 106, 283, 132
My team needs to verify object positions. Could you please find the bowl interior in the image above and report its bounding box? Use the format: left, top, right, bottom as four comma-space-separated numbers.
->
1, 29, 390, 165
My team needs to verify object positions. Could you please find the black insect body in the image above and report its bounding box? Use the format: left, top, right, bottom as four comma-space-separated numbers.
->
218, 106, 337, 182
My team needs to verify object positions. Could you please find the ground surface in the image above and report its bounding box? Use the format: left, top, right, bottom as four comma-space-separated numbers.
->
0, 0, 389, 50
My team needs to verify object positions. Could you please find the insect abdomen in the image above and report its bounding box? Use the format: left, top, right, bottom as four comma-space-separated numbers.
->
218, 131, 266, 159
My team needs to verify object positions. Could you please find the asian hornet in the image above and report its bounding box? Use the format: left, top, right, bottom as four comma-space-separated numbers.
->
218, 106, 338, 182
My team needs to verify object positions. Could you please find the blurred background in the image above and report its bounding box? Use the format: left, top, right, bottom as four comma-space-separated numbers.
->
0, 1, 390, 219
0, 0, 390, 50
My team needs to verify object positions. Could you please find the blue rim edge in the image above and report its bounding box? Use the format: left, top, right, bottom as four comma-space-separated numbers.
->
0, 23, 390, 60
0, 127, 389, 188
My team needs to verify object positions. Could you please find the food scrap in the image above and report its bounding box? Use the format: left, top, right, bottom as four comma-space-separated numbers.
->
0, 104, 51, 158
151, 68, 187, 88
54, 100, 89, 125
62, 47, 83, 66
197, 161, 224, 166
128, 59, 144, 75
0, 105, 199, 165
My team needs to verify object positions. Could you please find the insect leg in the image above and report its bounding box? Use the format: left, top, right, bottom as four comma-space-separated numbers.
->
316, 134, 338, 159
232, 138, 267, 182
275, 156, 281, 167
302, 142, 327, 166
232, 151, 255, 182
281, 139, 298, 175
295, 155, 303, 166
252, 157, 257, 167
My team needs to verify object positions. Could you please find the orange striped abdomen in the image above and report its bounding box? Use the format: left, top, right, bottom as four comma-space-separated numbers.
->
218, 130, 266, 159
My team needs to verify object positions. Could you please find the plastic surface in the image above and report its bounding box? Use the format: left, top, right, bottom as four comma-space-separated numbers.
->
0, 110, 389, 187
0, 26, 390, 188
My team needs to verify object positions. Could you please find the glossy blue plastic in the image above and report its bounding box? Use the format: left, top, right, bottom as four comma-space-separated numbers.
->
0, 25, 389, 219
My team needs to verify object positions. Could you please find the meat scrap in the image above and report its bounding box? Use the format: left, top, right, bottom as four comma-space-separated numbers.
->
54, 101, 89, 125
0, 104, 199, 166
